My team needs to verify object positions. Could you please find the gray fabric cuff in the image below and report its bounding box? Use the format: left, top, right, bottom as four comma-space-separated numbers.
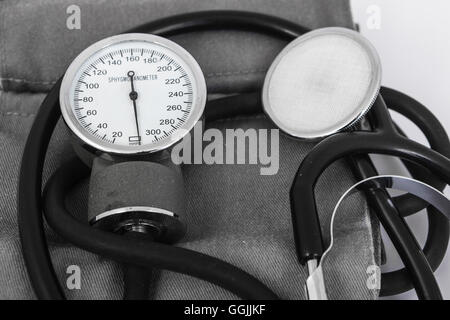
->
0, 0, 354, 93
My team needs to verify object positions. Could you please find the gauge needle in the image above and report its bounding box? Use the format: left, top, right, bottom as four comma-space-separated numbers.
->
127, 70, 141, 144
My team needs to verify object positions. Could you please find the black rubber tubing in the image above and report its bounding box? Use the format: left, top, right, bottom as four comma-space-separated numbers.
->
43, 157, 278, 300
127, 10, 309, 39
18, 81, 64, 299
381, 207, 448, 297
372, 188, 441, 299
382, 87, 450, 216
385, 122, 449, 296
357, 97, 445, 299
349, 154, 442, 300
122, 231, 154, 300
377, 88, 450, 296
123, 260, 152, 300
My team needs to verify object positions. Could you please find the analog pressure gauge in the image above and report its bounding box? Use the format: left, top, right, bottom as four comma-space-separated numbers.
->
60, 33, 207, 155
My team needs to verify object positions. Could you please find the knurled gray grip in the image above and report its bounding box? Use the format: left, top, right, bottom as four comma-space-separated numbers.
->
88, 161, 185, 241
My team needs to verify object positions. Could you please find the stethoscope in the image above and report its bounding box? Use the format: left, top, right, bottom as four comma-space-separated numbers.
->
17, 10, 450, 300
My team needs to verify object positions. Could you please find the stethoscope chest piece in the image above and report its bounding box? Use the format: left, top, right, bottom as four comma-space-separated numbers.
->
262, 27, 382, 139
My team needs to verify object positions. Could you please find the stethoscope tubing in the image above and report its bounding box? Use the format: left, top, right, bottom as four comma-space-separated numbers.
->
308, 175, 450, 300
291, 96, 450, 299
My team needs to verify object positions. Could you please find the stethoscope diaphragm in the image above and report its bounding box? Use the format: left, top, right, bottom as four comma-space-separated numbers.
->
262, 27, 382, 139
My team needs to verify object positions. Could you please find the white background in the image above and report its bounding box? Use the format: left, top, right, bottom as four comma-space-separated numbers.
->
350, 0, 450, 300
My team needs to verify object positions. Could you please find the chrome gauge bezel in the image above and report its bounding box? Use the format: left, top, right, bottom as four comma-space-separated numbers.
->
60, 33, 207, 155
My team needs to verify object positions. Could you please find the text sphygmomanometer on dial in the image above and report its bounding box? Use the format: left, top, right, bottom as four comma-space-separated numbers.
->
60, 33, 207, 155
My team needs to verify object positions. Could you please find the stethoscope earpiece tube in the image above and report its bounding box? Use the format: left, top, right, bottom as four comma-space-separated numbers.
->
379, 87, 450, 296
308, 174, 450, 300
292, 95, 450, 300
289, 189, 324, 265
381, 86, 450, 216
349, 156, 442, 300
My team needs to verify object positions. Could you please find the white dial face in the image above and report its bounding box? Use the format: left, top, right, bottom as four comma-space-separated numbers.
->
60, 34, 206, 154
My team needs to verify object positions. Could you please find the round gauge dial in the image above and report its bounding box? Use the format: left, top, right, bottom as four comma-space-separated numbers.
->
60, 33, 207, 155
